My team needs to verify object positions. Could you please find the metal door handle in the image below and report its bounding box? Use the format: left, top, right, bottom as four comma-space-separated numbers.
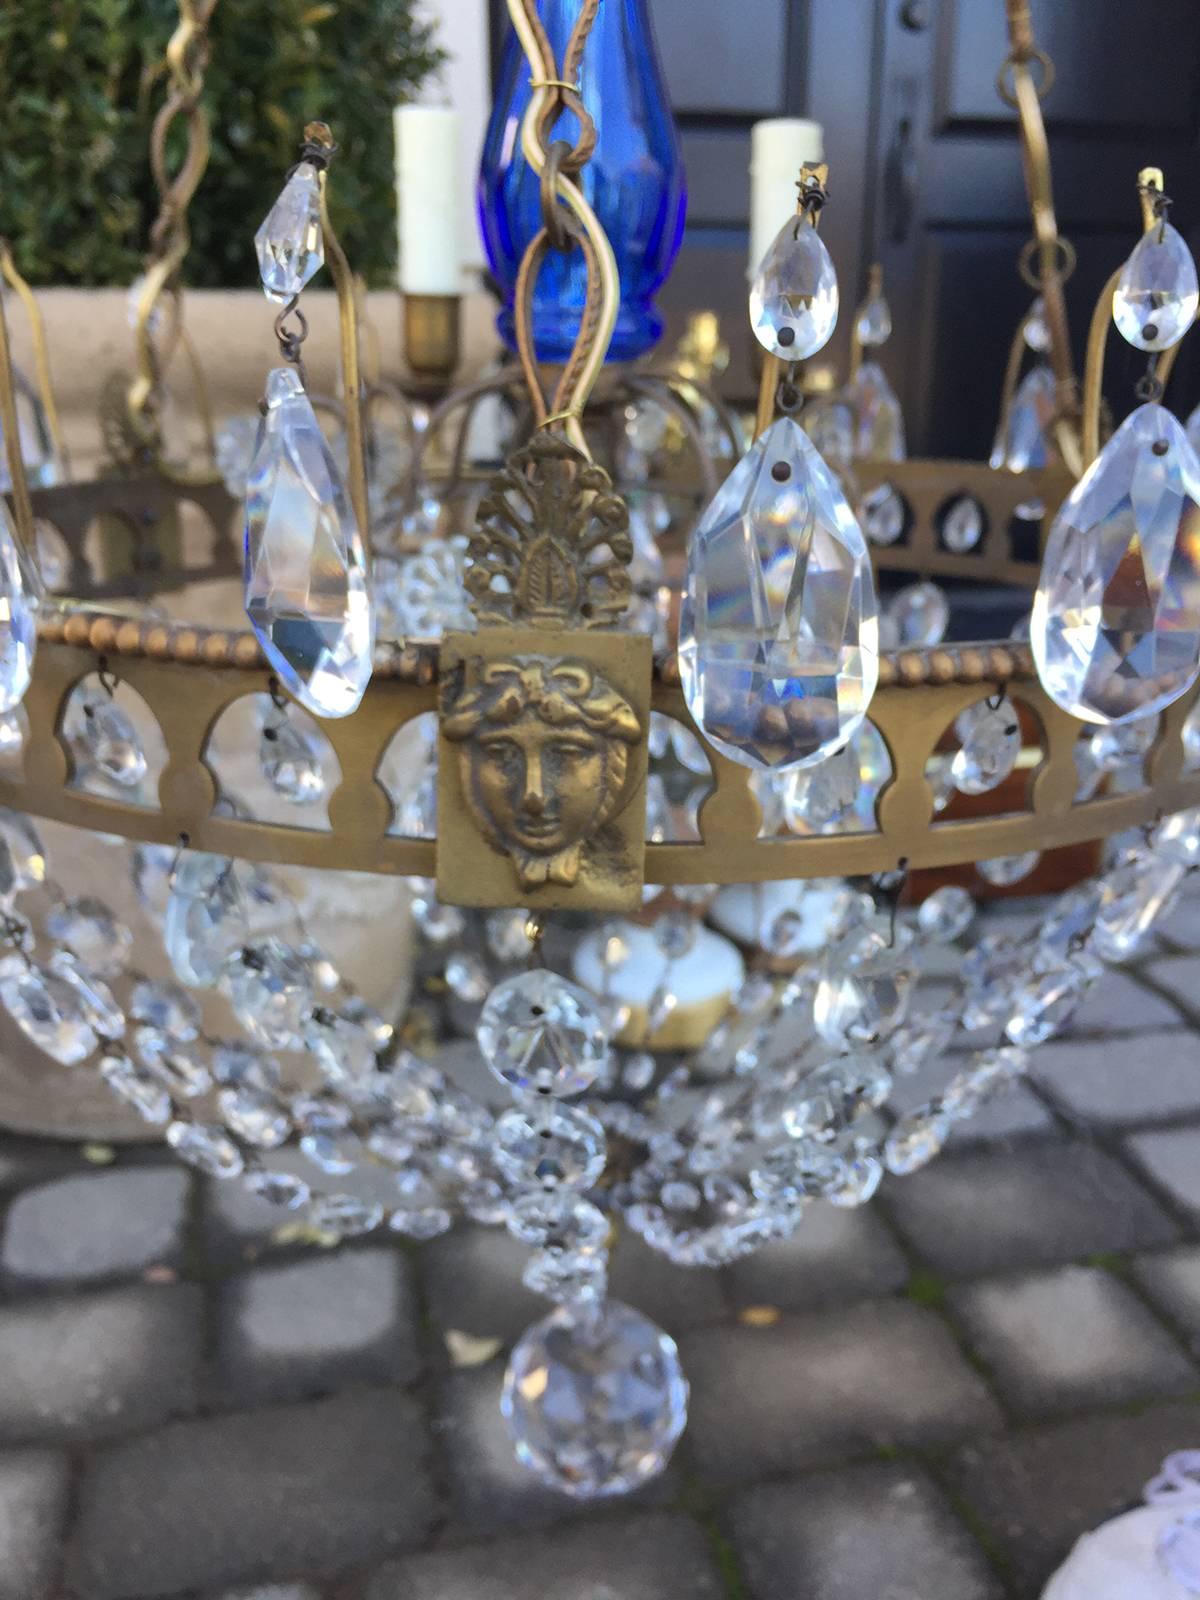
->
883, 114, 917, 245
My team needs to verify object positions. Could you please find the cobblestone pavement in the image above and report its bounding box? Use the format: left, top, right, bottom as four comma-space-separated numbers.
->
7, 895, 1200, 1599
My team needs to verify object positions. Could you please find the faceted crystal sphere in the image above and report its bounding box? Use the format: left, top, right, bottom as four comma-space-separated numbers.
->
492, 1103, 607, 1192
0, 503, 38, 714
1031, 402, 1200, 723
1113, 221, 1199, 351
502, 1301, 688, 1498
478, 970, 609, 1098
244, 367, 375, 719
678, 417, 878, 772
254, 164, 324, 304
750, 218, 838, 359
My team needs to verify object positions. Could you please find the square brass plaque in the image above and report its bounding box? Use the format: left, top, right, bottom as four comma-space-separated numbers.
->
436, 625, 652, 912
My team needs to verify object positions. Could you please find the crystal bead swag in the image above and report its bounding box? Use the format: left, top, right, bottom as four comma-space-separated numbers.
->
680, 169, 879, 770
243, 134, 375, 719
1032, 179, 1200, 725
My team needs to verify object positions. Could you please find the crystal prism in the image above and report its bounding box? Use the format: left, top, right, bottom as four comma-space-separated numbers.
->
749, 219, 838, 359
1113, 221, 1198, 351
849, 360, 905, 462
258, 716, 325, 804
254, 164, 324, 304
678, 417, 878, 771
164, 854, 247, 988
502, 1300, 688, 1498
991, 362, 1055, 474
0, 502, 38, 714
0, 957, 97, 1063
477, 970, 609, 1098
855, 289, 892, 347
1030, 402, 1200, 723
951, 696, 1021, 795
166, 1120, 244, 1179
244, 367, 374, 719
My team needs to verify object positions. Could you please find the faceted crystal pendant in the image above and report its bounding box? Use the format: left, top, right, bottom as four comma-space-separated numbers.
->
0, 502, 38, 714
849, 361, 905, 463
244, 368, 374, 719
164, 854, 247, 988
68, 698, 147, 789
477, 970, 609, 1098
502, 1300, 688, 1498
917, 884, 975, 942
1030, 402, 1200, 723
855, 289, 892, 348
1113, 221, 1199, 351
749, 219, 838, 359
45, 897, 132, 977
0, 957, 97, 1064
941, 495, 984, 553
881, 581, 949, 649
254, 164, 324, 304
1023, 296, 1050, 352
225, 939, 315, 1050
166, 1120, 244, 1179
258, 717, 325, 804
678, 417, 878, 771
99, 1050, 171, 1125
991, 362, 1055, 474
859, 483, 905, 547
951, 697, 1021, 795
884, 1105, 951, 1175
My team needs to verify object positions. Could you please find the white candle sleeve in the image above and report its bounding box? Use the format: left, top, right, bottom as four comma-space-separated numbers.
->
749, 117, 825, 280
394, 105, 461, 295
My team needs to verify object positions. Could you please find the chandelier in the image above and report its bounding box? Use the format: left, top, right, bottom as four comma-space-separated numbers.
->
1, 0, 1200, 1505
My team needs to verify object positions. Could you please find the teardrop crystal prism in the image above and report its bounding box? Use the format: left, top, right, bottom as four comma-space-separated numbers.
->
1031, 401, 1200, 723
244, 368, 374, 719
990, 362, 1055, 473
1113, 221, 1199, 352
254, 165, 324, 304
258, 716, 325, 804
67, 697, 147, 789
849, 360, 905, 462
0, 503, 38, 714
855, 290, 892, 348
749, 220, 838, 360
678, 417, 879, 771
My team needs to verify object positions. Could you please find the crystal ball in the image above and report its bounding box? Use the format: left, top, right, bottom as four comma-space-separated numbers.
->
476, 969, 609, 1097
502, 1300, 689, 1498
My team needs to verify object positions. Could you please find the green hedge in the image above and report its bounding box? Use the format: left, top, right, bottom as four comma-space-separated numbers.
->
0, 0, 444, 288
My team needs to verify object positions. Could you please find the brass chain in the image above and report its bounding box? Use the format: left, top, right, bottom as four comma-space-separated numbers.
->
504, 0, 619, 459
126, 0, 219, 461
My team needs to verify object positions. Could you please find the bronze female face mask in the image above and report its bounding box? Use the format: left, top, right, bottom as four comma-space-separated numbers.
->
442, 655, 642, 888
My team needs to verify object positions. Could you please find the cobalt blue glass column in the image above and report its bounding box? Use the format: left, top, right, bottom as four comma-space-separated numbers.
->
478, 0, 687, 364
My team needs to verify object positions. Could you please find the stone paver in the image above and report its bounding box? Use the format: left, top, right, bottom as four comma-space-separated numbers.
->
208, 1587, 323, 1600
882, 1141, 1179, 1277
1, 1166, 190, 1286
723, 1201, 910, 1311
947, 1264, 1197, 1417
214, 1247, 421, 1405
364, 1511, 726, 1600
1133, 1245, 1200, 1350
1070, 970, 1183, 1033
947, 1399, 1200, 1594
435, 1364, 677, 1538
0, 1449, 70, 1600
1143, 953, 1200, 1020
607, 1230, 727, 1334
0, 1282, 200, 1441
680, 1300, 1003, 1485
1157, 896, 1200, 952
66, 1389, 435, 1599
1033, 1029, 1200, 1125
726, 1461, 1004, 1600
422, 1226, 543, 1346
1126, 1126, 1200, 1212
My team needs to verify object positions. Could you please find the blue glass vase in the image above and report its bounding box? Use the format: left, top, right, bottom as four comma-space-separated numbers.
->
478, 0, 687, 364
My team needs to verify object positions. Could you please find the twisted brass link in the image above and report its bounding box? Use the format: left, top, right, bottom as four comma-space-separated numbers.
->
1002, 1, 1079, 475
504, 0, 619, 458
127, 0, 219, 466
